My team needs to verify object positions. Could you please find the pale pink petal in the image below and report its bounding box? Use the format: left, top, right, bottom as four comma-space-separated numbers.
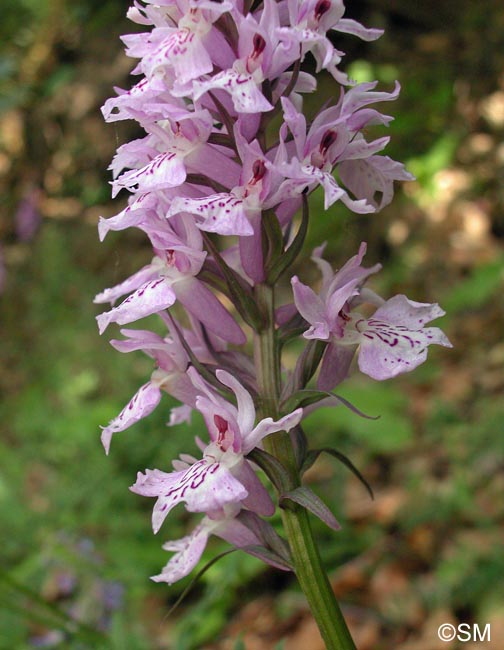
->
98, 207, 146, 241
101, 77, 166, 123
342, 81, 400, 116
291, 276, 330, 339
276, 27, 333, 72
94, 264, 158, 305
109, 328, 166, 354
215, 369, 256, 435
214, 516, 260, 548
311, 243, 334, 287
372, 294, 447, 328
112, 152, 187, 197
100, 382, 162, 454
188, 144, 242, 189
96, 278, 176, 334
168, 194, 253, 236
131, 461, 248, 533
244, 408, 303, 453
350, 295, 452, 380
193, 71, 273, 113
316, 169, 347, 209
339, 155, 414, 211
341, 135, 390, 161
335, 18, 384, 42
143, 29, 213, 85
98, 193, 159, 241
152, 522, 210, 584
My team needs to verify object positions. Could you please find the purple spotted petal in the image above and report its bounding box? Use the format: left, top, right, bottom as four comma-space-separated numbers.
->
315, 169, 349, 210
373, 294, 449, 329
153, 511, 261, 585
168, 194, 253, 236
143, 29, 213, 85
101, 76, 166, 123
193, 71, 273, 113
98, 193, 159, 241
152, 521, 211, 584
131, 461, 248, 533
112, 152, 187, 197
101, 382, 162, 454
352, 295, 452, 380
94, 264, 158, 305
96, 278, 176, 334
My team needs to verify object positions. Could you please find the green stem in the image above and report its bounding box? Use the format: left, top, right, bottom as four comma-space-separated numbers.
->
253, 284, 357, 650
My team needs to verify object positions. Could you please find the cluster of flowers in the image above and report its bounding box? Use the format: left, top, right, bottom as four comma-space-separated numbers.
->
95, 0, 451, 584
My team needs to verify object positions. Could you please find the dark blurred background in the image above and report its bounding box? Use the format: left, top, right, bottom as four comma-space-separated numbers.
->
1, 1, 503, 648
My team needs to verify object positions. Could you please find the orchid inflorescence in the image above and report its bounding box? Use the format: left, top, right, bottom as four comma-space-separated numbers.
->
95, 0, 451, 637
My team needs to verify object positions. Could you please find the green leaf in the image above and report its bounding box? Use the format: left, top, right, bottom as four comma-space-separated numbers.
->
304, 382, 413, 452
282, 389, 378, 420
302, 448, 374, 499
281, 487, 340, 531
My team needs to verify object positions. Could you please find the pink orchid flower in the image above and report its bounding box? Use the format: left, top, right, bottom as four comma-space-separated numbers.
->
292, 243, 452, 387
130, 368, 303, 532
